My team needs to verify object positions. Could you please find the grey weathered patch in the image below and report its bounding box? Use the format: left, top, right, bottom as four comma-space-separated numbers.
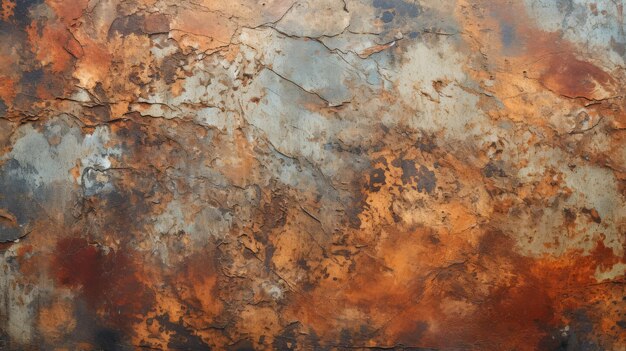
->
0, 159, 39, 242
239, 27, 368, 106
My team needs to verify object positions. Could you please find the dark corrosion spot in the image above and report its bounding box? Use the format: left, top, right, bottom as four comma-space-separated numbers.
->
428, 232, 440, 245
500, 22, 516, 48
0, 328, 8, 349
19, 68, 44, 95
108, 14, 145, 38
323, 141, 364, 155
108, 13, 170, 39
243, 247, 256, 260
94, 82, 109, 102
418, 134, 436, 152
7, 0, 43, 26
581, 207, 602, 223
390, 204, 401, 223
381, 11, 394, 23
563, 208, 577, 223
161, 52, 187, 84
369, 168, 386, 192
483, 161, 506, 178
86, 104, 111, 123
228, 339, 255, 351
617, 320, 626, 329
264, 244, 276, 272
156, 314, 211, 350
395, 158, 417, 184
273, 323, 299, 351
372, 0, 421, 17
296, 257, 309, 270
538, 328, 570, 351
398, 320, 429, 345
562, 309, 601, 351
13, 93, 40, 114
0, 98, 6, 117
339, 329, 351, 346
301, 280, 316, 292
416, 165, 436, 194
262, 193, 287, 229
346, 205, 362, 229
94, 328, 122, 351
307, 330, 322, 350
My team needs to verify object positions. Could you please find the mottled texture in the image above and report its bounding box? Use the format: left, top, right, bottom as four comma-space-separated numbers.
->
0, 0, 625, 350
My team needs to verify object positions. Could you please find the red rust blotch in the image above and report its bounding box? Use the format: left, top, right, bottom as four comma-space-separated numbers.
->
52, 237, 154, 328
540, 55, 613, 99
53, 237, 102, 291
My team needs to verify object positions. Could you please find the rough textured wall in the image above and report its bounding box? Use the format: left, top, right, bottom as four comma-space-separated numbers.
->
0, 0, 625, 350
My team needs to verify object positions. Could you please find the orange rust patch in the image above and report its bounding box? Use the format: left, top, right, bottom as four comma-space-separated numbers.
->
0, 76, 17, 102
45, 0, 89, 26
38, 298, 77, 342
1, 0, 15, 22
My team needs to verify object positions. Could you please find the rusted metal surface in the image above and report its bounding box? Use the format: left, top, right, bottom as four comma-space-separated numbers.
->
0, 0, 625, 350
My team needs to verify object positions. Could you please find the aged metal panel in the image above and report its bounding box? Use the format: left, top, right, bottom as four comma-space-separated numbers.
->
0, 0, 625, 350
